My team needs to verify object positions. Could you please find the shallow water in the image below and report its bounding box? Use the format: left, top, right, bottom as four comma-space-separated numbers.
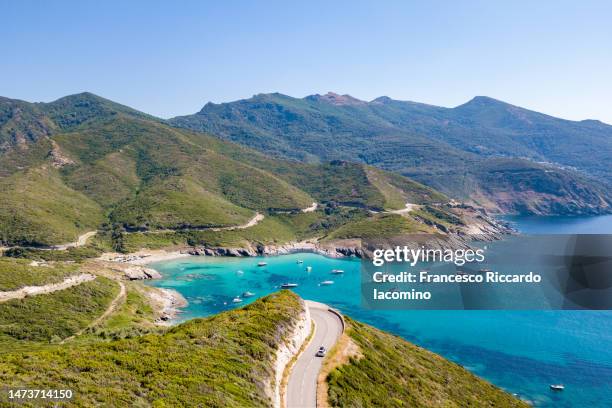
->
148, 215, 612, 407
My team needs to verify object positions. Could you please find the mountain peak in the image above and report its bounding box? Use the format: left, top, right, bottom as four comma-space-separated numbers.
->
370, 96, 394, 104
305, 92, 366, 106
463, 96, 506, 106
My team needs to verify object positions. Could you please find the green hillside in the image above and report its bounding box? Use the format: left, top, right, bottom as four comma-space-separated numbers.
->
170, 92, 612, 215
0, 277, 118, 345
0, 290, 303, 407
327, 317, 528, 407
0, 166, 104, 246
0, 290, 522, 407
0, 93, 453, 247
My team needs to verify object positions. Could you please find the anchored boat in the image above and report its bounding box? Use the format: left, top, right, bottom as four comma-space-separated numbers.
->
281, 283, 298, 289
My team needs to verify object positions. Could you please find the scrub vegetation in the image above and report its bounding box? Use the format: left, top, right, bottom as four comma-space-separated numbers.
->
0, 92, 452, 248
0, 290, 304, 407
0, 277, 118, 345
0, 258, 79, 291
326, 317, 529, 407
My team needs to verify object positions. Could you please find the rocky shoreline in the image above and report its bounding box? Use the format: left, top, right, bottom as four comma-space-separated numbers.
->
187, 239, 365, 259
96, 209, 512, 325
147, 287, 188, 325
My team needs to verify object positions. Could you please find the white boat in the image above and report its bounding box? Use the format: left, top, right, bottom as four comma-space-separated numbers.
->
232, 297, 243, 303
550, 384, 564, 391
331, 269, 344, 274
306, 266, 312, 272
257, 262, 267, 267
281, 283, 298, 288
320, 280, 334, 286
242, 291, 255, 297
297, 260, 304, 264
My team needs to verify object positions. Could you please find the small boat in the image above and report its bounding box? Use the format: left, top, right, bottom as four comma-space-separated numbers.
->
478, 268, 493, 274
281, 283, 298, 288
320, 280, 334, 286
331, 269, 344, 274
456, 271, 467, 276
242, 291, 255, 297
257, 262, 267, 267
306, 266, 312, 272
550, 384, 564, 391
297, 260, 304, 264
232, 297, 243, 303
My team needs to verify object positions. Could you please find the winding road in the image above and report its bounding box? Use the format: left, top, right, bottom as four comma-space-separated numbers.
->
0, 230, 98, 252
286, 301, 343, 408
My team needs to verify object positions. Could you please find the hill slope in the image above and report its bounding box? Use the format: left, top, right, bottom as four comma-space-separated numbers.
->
170, 92, 612, 215
0, 291, 523, 407
326, 316, 528, 407
0, 93, 451, 246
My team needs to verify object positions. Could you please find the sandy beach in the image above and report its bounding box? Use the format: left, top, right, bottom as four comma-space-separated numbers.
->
98, 249, 193, 265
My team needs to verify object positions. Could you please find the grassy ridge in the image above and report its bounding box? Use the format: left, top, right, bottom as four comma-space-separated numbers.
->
0, 291, 304, 407
109, 177, 254, 230
0, 166, 104, 246
0, 277, 118, 345
0, 258, 79, 291
0, 92, 457, 247
327, 317, 528, 407
327, 213, 432, 239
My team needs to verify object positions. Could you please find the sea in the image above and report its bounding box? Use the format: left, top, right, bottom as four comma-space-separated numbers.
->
148, 215, 612, 407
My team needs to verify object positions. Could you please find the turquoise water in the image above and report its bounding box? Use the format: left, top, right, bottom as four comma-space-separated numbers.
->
148, 215, 612, 407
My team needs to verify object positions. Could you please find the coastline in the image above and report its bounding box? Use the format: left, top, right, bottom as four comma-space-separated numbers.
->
146, 287, 189, 325
98, 249, 193, 265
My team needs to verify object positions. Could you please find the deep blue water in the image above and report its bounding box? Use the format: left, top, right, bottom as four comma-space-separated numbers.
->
148, 215, 612, 407
503, 214, 612, 234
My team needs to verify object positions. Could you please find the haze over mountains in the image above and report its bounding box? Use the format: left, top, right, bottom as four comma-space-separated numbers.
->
170, 92, 612, 215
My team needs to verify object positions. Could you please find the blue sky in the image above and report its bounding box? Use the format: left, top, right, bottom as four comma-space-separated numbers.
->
2, 0, 611, 122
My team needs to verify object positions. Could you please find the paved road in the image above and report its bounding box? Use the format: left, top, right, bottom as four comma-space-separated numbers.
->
287, 301, 343, 408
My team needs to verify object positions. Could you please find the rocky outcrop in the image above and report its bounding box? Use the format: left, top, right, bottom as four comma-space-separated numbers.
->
147, 287, 188, 324
123, 266, 162, 280
187, 240, 365, 260
188, 246, 258, 257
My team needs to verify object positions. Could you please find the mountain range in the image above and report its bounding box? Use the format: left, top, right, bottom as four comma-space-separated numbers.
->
1, 91, 610, 246
170, 92, 612, 215
0, 93, 447, 247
